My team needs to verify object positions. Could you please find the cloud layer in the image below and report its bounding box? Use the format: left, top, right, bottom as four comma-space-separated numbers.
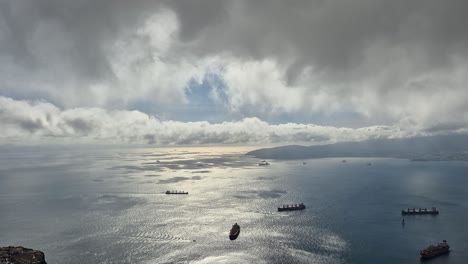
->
1, 96, 425, 145
1, 1, 468, 143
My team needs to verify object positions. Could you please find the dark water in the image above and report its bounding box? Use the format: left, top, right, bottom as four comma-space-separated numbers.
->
1, 147, 468, 263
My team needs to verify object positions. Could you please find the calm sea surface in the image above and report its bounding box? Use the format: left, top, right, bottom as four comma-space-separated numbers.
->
1, 147, 468, 263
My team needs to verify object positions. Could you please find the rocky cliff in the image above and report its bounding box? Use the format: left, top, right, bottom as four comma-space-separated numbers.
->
0, 246, 47, 264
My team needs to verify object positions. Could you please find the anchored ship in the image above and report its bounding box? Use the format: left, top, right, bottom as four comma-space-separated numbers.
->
229, 223, 240, 240
401, 207, 438, 215
165, 190, 188, 195
259, 160, 270, 166
420, 240, 450, 259
278, 203, 306, 211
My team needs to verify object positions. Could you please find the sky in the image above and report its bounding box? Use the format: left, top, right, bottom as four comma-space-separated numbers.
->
1, 0, 468, 145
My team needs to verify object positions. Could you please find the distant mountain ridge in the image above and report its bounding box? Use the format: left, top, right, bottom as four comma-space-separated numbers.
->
246, 134, 468, 161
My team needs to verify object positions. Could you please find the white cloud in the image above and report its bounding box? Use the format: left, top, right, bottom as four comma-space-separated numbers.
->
219, 58, 344, 114
106, 9, 207, 107
0, 7, 207, 109
1, 96, 453, 146
210, 52, 468, 132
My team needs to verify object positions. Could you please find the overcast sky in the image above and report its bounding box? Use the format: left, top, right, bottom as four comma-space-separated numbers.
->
1, 0, 467, 145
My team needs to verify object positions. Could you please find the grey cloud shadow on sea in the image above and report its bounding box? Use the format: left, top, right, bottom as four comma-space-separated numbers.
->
116, 180, 133, 185
139, 180, 155, 184
108, 165, 165, 173
233, 189, 287, 199
144, 174, 161, 178
191, 170, 211, 174
157, 175, 204, 184
157, 176, 190, 184
92, 178, 104, 182
232, 195, 250, 199
120, 174, 138, 179
108, 154, 257, 176
143, 155, 257, 170
117, 152, 172, 157
258, 190, 287, 199
256, 176, 276, 181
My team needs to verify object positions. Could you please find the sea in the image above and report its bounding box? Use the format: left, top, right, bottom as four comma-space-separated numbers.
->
1, 146, 468, 264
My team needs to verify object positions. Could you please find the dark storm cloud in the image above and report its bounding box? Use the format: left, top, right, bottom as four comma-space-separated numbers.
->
0, 0, 158, 80
165, 0, 228, 42
4, 0, 468, 86
167, 0, 468, 74
0, 0, 192, 109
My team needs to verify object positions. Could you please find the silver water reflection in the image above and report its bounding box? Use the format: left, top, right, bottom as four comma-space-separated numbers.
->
1, 147, 468, 263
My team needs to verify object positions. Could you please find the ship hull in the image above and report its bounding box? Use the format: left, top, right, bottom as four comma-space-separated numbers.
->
401, 211, 438, 215
278, 208, 305, 211
229, 230, 240, 240
165, 192, 188, 195
278, 206, 306, 212
420, 249, 449, 259
420, 241, 449, 260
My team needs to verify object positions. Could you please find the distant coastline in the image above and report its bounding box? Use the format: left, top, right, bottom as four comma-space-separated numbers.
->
246, 134, 468, 161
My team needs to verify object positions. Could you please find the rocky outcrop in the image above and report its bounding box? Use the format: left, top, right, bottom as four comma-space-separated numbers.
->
0, 246, 47, 264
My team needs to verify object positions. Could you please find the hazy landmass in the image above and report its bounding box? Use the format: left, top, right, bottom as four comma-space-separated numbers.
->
247, 134, 468, 161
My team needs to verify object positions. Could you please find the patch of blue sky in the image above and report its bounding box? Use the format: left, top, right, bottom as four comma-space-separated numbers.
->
128, 72, 237, 122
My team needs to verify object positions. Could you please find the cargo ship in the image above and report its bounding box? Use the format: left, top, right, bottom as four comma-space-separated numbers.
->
229, 223, 240, 240
401, 207, 438, 215
278, 203, 306, 211
420, 240, 450, 259
165, 190, 188, 195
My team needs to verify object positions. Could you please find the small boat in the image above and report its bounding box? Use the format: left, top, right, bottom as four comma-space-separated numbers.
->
420, 240, 450, 259
342, 160, 347, 162
165, 190, 188, 195
229, 223, 240, 240
259, 160, 270, 166
401, 207, 438, 215
278, 203, 306, 212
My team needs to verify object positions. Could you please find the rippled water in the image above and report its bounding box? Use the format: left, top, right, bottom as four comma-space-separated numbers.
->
1, 147, 468, 263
